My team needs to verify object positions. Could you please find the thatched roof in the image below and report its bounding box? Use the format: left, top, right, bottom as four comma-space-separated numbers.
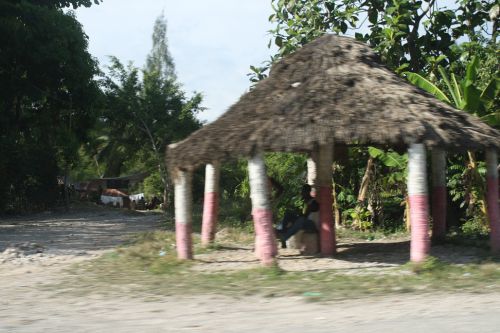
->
168, 34, 499, 171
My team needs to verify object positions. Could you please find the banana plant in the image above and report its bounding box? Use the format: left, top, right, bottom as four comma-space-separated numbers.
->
405, 57, 500, 126
405, 58, 499, 222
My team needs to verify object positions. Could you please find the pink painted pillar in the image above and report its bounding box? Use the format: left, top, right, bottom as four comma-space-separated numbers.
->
201, 162, 220, 246
431, 148, 447, 242
408, 143, 430, 262
317, 144, 335, 256
174, 169, 193, 260
248, 153, 277, 265
307, 152, 318, 197
486, 150, 500, 253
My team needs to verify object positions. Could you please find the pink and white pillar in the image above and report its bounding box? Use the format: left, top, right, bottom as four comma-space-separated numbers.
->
201, 162, 220, 246
174, 169, 193, 260
307, 152, 318, 197
317, 144, 336, 256
486, 149, 500, 253
248, 153, 277, 265
408, 143, 430, 262
431, 148, 447, 242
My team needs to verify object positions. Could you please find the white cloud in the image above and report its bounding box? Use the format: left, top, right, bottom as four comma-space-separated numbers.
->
76, 0, 274, 122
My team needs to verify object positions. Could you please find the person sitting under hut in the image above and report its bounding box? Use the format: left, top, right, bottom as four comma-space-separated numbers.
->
276, 184, 319, 248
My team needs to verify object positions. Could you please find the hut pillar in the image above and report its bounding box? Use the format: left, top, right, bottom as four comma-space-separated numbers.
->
174, 169, 193, 260
248, 153, 277, 265
317, 144, 336, 256
307, 152, 318, 197
408, 143, 430, 262
201, 162, 220, 246
486, 149, 500, 253
431, 148, 447, 243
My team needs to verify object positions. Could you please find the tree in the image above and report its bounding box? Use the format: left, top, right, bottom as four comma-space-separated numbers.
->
146, 12, 176, 81
97, 15, 203, 208
406, 58, 499, 126
0, 0, 101, 213
247, 0, 498, 232
406, 57, 499, 222
33, 0, 102, 9
250, 0, 498, 81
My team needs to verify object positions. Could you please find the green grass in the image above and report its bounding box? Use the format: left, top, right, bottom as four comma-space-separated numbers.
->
336, 226, 409, 241
54, 229, 500, 301
67, 255, 500, 301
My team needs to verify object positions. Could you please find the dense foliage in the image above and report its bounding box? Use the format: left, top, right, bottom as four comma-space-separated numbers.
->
1, 0, 497, 240
250, 0, 498, 80
0, 4, 202, 213
0, 0, 101, 212
243, 0, 499, 234
73, 14, 203, 207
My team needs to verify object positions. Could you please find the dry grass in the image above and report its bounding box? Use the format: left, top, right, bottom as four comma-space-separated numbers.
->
52, 229, 500, 302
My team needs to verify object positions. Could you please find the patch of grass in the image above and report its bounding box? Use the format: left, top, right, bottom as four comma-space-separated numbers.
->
405, 256, 446, 274
99, 230, 192, 276
54, 229, 500, 301
213, 226, 255, 246
445, 231, 489, 249
336, 227, 409, 242
60, 249, 500, 302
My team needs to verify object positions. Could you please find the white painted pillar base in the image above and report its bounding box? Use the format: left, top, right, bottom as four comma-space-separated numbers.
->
248, 153, 277, 265
317, 144, 335, 256
174, 170, 193, 260
201, 162, 220, 246
408, 143, 430, 262
486, 150, 499, 253
431, 148, 447, 242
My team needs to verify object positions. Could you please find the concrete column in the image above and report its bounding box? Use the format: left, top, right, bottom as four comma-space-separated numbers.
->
408, 143, 430, 262
316, 144, 335, 256
307, 151, 318, 197
174, 169, 193, 260
201, 162, 220, 246
431, 148, 447, 242
248, 153, 277, 265
486, 149, 500, 253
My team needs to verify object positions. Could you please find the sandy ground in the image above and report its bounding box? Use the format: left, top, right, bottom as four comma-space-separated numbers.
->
1, 206, 499, 332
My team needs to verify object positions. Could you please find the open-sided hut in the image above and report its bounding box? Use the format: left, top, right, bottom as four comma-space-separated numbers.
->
167, 34, 500, 265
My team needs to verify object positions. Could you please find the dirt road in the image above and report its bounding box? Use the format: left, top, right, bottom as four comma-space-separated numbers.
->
1, 207, 499, 332
0, 206, 162, 257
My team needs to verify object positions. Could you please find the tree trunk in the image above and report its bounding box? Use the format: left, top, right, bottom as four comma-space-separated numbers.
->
93, 156, 104, 178
139, 118, 169, 210
163, 185, 169, 211
358, 157, 374, 202
354, 157, 375, 228
332, 179, 341, 227
466, 151, 487, 217
159, 164, 169, 210
405, 195, 411, 232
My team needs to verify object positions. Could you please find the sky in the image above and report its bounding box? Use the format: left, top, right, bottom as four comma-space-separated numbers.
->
75, 0, 275, 123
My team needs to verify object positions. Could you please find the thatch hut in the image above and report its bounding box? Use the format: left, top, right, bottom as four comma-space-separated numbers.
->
167, 34, 500, 265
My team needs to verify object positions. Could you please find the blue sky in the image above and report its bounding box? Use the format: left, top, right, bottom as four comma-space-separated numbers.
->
76, 0, 274, 122
75, 1, 463, 123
